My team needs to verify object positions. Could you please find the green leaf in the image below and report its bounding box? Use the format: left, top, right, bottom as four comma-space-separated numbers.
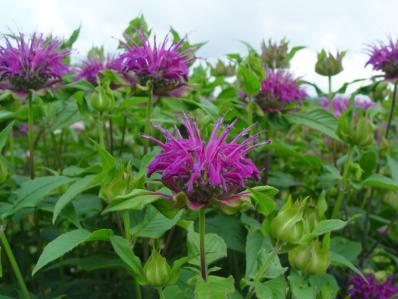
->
237, 65, 260, 95
255, 250, 287, 279
195, 275, 235, 299
387, 156, 398, 182
32, 228, 113, 275
0, 246, 2, 278
131, 205, 183, 238
102, 191, 162, 213
245, 230, 273, 278
309, 274, 339, 299
254, 276, 287, 299
330, 251, 366, 280
0, 121, 15, 152
53, 175, 98, 223
110, 236, 144, 283
249, 186, 278, 216
287, 108, 340, 140
187, 232, 227, 266
288, 271, 316, 299
312, 219, 347, 236
362, 174, 398, 190
12, 176, 75, 213
330, 237, 361, 263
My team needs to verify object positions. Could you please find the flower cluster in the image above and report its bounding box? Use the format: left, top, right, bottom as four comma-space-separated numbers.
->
121, 34, 193, 96
254, 69, 306, 112
0, 33, 70, 93
145, 115, 268, 210
75, 56, 123, 85
348, 274, 398, 299
366, 38, 398, 79
322, 94, 375, 117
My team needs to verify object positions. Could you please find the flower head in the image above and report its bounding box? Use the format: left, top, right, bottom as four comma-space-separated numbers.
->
315, 49, 345, 77
145, 115, 268, 210
261, 38, 290, 69
322, 94, 375, 117
75, 55, 123, 85
348, 274, 398, 299
367, 38, 398, 79
121, 34, 194, 96
0, 33, 70, 93
254, 69, 306, 113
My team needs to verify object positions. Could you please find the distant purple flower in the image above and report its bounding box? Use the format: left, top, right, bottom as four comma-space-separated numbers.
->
12, 123, 37, 137
366, 38, 398, 79
75, 55, 123, 85
0, 33, 70, 93
254, 69, 306, 113
348, 274, 398, 299
121, 34, 194, 97
144, 114, 269, 210
322, 94, 376, 117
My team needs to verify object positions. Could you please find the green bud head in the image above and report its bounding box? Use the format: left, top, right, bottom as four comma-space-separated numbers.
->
261, 38, 291, 69
99, 162, 134, 203
143, 249, 171, 288
90, 81, 115, 112
271, 198, 306, 244
0, 156, 8, 184
315, 49, 345, 77
337, 111, 374, 147
211, 60, 235, 77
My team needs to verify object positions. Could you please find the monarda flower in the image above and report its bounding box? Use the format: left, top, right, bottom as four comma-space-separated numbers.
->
253, 69, 306, 113
348, 274, 398, 299
121, 34, 194, 97
0, 33, 70, 94
144, 115, 268, 211
367, 38, 398, 79
75, 55, 123, 85
322, 94, 375, 117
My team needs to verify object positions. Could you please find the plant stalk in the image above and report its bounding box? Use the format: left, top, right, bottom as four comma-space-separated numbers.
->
27, 92, 35, 179
332, 147, 352, 218
199, 208, 207, 280
385, 80, 398, 139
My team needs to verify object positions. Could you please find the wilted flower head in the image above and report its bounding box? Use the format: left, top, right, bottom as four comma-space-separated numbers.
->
144, 115, 269, 210
315, 49, 345, 77
75, 55, 123, 85
261, 38, 290, 69
348, 274, 398, 299
0, 33, 70, 93
367, 38, 398, 79
322, 94, 375, 117
121, 33, 194, 96
254, 69, 306, 113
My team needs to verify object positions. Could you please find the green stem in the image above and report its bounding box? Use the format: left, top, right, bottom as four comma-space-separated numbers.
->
144, 87, 153, 154
332, 147, 353, 218
247, 96, 254, 125
27, 93, 35, 179
98, 112, 105, 147
157, 287, 166, 299
119, 113, 127, 157
133, 277, 142, 299
385, 80, 398, 139
199, 208, 207, 280
328, 75, 332, 110
0, 226, 30, 299
122, 211, 131, 244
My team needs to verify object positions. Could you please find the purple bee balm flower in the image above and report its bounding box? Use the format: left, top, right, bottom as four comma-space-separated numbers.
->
348, 274, 398, 299
75, 55, 123, 85
121, 34, 194, 97
366, 38, 398, 79
254, 69, 307, 113
322, 94, 376, 117
0, 33, 70, 93
144, 114, 269, 210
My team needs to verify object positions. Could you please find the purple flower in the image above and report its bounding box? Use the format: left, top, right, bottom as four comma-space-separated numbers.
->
254, 69, 307, 113
121, 34, 194, 97
144, 115, 269, 210
348, 274, 398, 299
322, 94, 376, 117
75, 55, 123, 85
0, 33, 70, 93
366, 38, 398, 79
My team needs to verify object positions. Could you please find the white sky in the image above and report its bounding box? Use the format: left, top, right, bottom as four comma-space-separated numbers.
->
1, 0, 396, 92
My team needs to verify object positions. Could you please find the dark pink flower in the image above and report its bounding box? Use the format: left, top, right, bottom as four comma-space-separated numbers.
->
348, 274, 398, 299
144, 115, 268, 210
254, 69, 306, 113
366, 38, 398, 79
75, 55, 123, 85
121, 34, 194, 96
322, 94, 375, 117
0, 33, 70, 93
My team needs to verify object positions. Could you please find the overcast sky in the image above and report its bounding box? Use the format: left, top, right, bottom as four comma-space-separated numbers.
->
1, 0, 395, 91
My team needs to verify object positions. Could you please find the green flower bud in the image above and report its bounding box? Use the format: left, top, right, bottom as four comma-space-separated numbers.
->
288, 239, 330, 275
0, 156, 8, 184
337, 111, 374, 147
90, 80, 115, 112
143, 249, 171, 288
99, 162, 134, 203
271, 198, 306, 244
261, 38, 291, 69
315, 49, 345, 77
210, 60, 235, 77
